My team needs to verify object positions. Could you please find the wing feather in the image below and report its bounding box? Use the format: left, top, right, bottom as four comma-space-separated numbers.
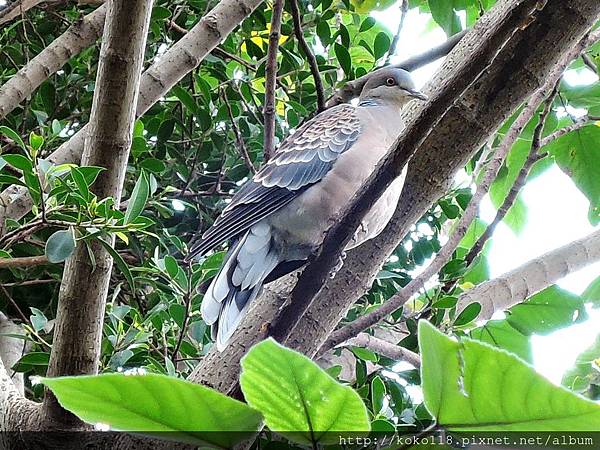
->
187, 104, 361, 259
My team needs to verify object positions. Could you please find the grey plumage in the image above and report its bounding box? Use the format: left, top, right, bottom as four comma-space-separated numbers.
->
187, 68, 427, 350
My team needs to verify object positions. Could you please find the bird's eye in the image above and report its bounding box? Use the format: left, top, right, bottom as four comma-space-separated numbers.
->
386, 77, 396, 86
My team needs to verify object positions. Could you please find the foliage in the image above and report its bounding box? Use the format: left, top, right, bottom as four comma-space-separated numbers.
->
0, 0, 599, 444
43, 339, 369, 447
420, 321, 600, 431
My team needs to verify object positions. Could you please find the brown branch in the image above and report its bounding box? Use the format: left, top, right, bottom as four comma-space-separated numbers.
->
222, 89, 256, 174
289, 0, 326, 112
43, 0, 153, 424
326, 29, 468, 107
0, 4, 106, 120
0, 255, 49, 268
539, 116, 595, 147
268, 0, 543, 348
581, 52, 598, 74
384, 0, 409, 65
320, 32, 594, 355
262, 0, 284, 161
464, 84, 559, 267
344, 332, 421, 367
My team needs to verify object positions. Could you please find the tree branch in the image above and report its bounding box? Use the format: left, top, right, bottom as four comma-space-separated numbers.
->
457, 227, 600, 320
321, 69, 564, 354
326, 29, 468, 107
267, 0, 542, 351
289, 0, 326, 112
0, 255, 49, 268
0, 0, 264, 233
262, 0, 284, 161
0, 4, 107, 120
344, 332, 421, 367
43, 0, 153, 425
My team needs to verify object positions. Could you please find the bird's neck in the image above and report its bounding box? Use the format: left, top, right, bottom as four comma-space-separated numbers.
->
358, 96, 404, 113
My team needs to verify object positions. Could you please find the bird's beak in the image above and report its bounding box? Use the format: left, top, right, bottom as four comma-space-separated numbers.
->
408, 90, 428, 101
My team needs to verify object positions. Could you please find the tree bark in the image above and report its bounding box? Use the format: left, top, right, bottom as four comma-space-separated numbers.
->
42, 0, 153, 426
457, 228, 600, 319
0, 0, 264, 233
0, 4, 107, 120
190, 0, 600, 395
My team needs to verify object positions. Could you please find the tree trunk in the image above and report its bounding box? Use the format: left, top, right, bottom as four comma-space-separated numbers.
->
42, 0, 153, 428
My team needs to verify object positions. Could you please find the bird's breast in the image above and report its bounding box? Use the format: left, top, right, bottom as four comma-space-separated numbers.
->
268, 117, 402, 259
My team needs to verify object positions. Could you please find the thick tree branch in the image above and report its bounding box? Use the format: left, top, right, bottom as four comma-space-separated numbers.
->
457, 227, 600, 320
268, 0, 541, 349
190, 0, 600, 395
43, 0, 152, 425
0, 255, 49, 268
0, 0, 62, 26
262, 0, 284, 161
0, 0, 264, 232
326, 29, 468, 107
0, 4, 106, 120
289, 0, 326, 112
321, 76, 564, 354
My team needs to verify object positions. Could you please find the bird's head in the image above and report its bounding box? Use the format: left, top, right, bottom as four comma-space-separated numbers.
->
358, 67, 427, 108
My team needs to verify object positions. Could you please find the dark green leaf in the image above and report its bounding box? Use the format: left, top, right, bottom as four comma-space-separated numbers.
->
124, 171, 149, 225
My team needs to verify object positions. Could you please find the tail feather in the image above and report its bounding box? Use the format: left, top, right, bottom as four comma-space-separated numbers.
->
200, 223, 279, 350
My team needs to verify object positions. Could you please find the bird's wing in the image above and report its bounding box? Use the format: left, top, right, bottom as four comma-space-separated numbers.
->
188, 104, 361, 258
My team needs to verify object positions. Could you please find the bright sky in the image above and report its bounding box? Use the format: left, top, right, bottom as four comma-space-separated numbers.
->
373, 4, 600, 385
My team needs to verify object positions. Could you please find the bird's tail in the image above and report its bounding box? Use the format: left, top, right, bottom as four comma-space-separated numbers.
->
201, 223, 279, 350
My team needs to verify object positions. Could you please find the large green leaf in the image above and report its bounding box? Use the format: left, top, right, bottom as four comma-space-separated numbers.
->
471, 286, 586, 362
42, 373, 262, 448
240, 338, 370, 445
545, 125, 600, 225
420, 321, 600, 430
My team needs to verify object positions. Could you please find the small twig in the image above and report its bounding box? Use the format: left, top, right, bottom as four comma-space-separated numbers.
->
2, 279, 57, 287
384, 0, 408, 65
0, 285, 29, 324
342, 332, 421, 367
464, 84, 559, 267
262, 0, 285, 161
221, 90, 256, 174
539, 116, 595, 147
289, 0, 326, 112
171, 263, 194, 364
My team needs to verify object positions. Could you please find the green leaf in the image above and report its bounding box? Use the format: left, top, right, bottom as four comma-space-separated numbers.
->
359, 17, 376, 32
1, 154, 33, 172
42, 373, 262, 448
428, 0, 463, 36
240, 338, 370, 445
96, 238, 135, 293
45, 228, 76, 263
373, 32, 390, 60
171, 86, 198, 114
0, 126, 26, 150
582, 275, 600, 307
453, 302, 481, 327
334, 43, 352, 75
470, 286, 586, 362
371, 375, 386, 414
562, 334, 600, 393
545, 125, 600, 224
29, 132, 44, 151
419, 320, 600, 430
70, 167, 91, 202
123, 171, 149, 225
